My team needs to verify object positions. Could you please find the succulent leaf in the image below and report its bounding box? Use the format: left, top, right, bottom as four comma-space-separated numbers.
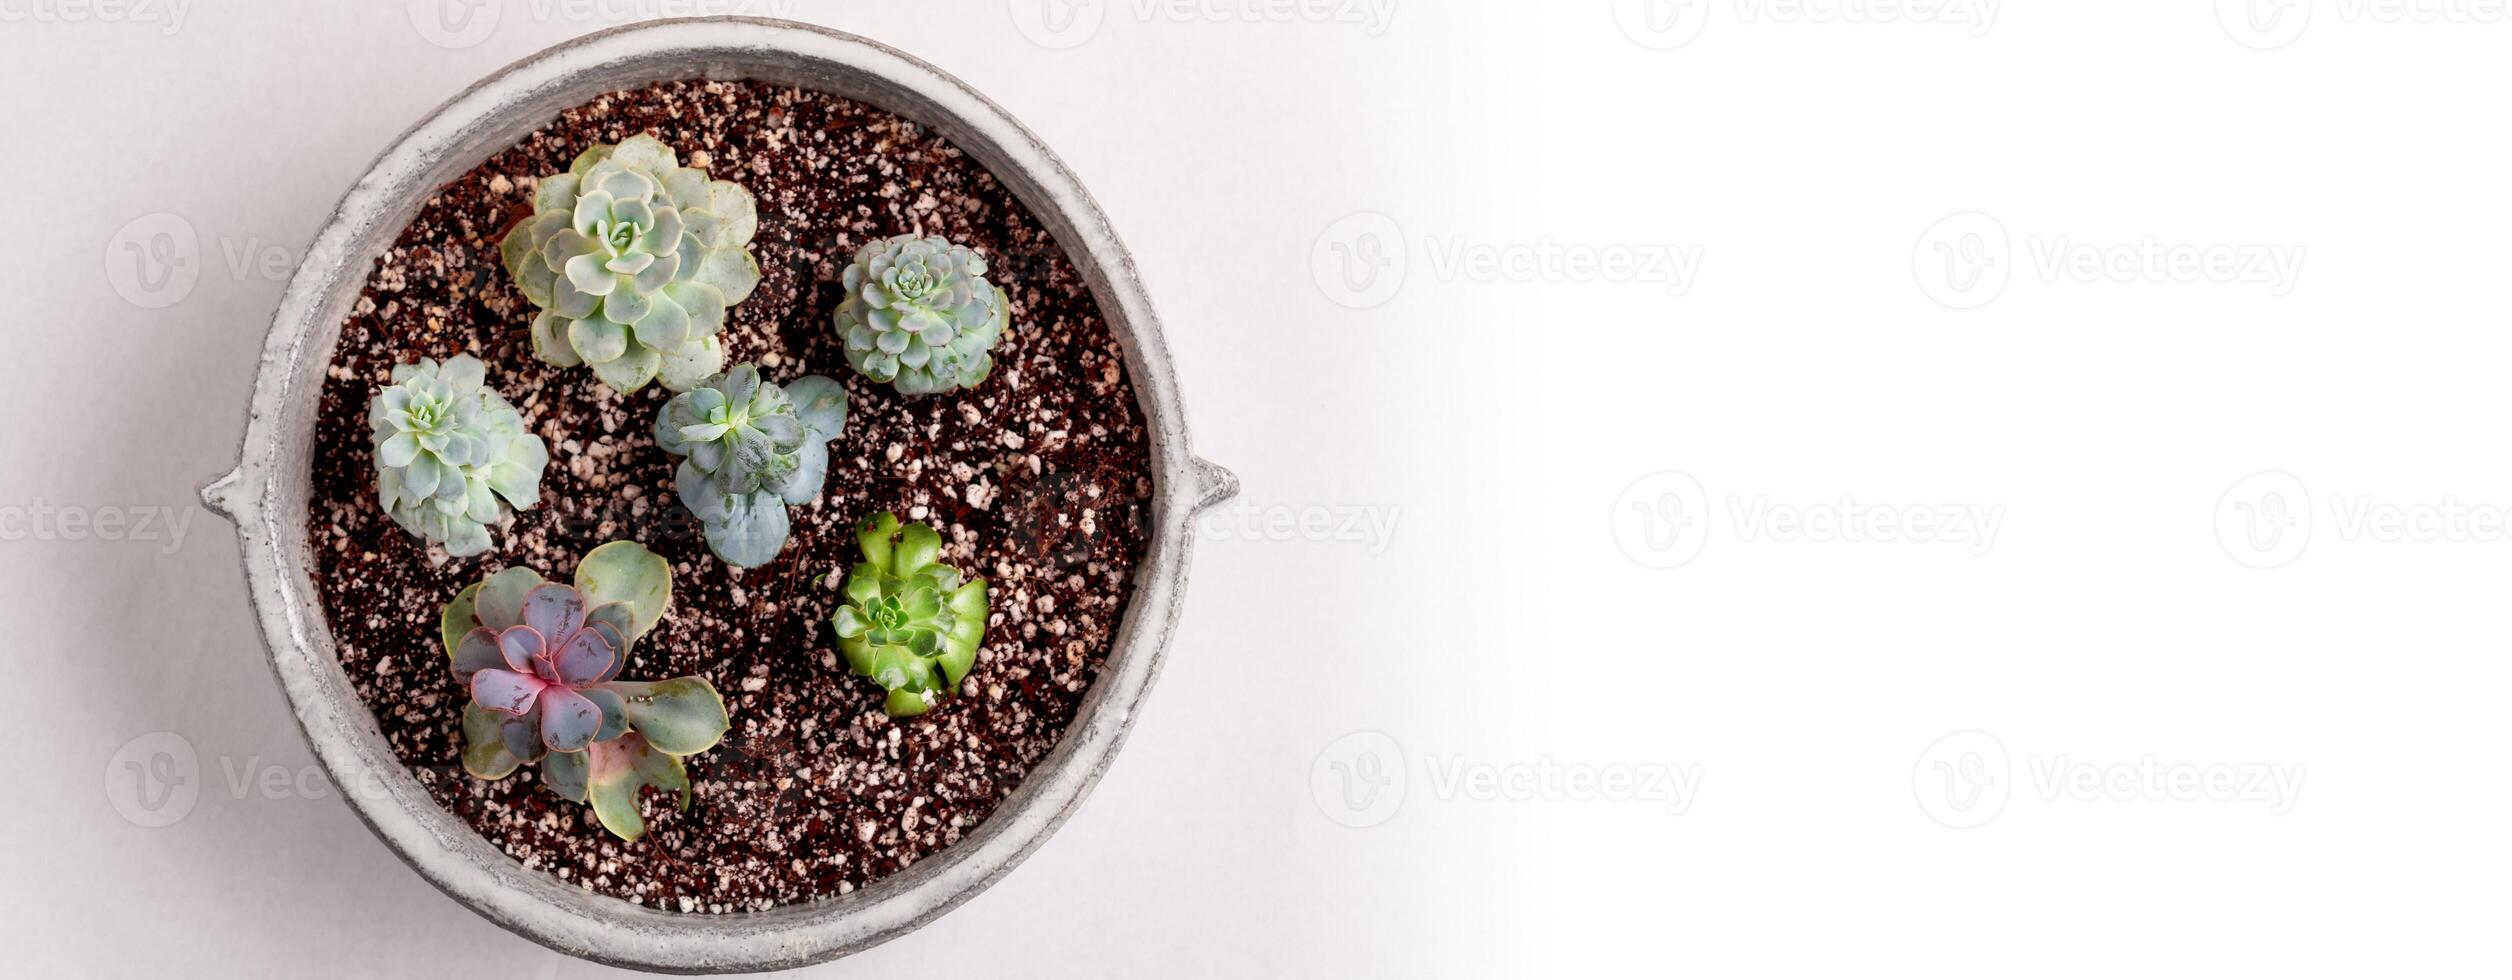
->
832, 235, 1011, 395
521, 583, 586, 639
583, 602, 640, 661
538, 687, 603, 752
472, 667, 545, 716
655, 333, 726, 392
573, 541, 671, 639
500, 715, 546, 765
584, 732, 692, 843
461, 703, 524, 780
781, 375, 850, 440
582, 686, 631, 743
500, 135, 763, 393
367, 355, 546, 557
829, 513, 990, 717
780, 439, 832, 507
885, 687, 937, 718
440, 582, 480, 658
451, 627, 505, 679
598, 677, 730, 756
589, 344, 663, 393
693, 491, 792, 569
542, 748, 589, 803
473, 568, 543, 631
652, 365, 846, 567
894, 522, 942, 576
939, 579, 987, 686
495, 627, 543, 673
551, 626, 621, 686
856, 511, 899, 570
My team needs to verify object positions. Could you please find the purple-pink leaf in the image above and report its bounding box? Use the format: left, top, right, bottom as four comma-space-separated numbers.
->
451, 627, 505, 680
497, 626, 545, 674
552, 625, 619, 686
538, 687, 602, 752
586, 621, 629, 681
471, 667, 547, 716
521, 584, 587, 641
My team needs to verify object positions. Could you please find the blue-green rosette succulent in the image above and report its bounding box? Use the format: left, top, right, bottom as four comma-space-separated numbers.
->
368, 354, 548, 557
832, 234, 1010, 395
655, 364, 848, 568
830, 513, 989, 717
500, 134, 762, 394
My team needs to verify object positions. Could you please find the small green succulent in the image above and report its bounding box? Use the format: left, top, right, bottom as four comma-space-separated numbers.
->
832, 234, 1010, 395
655, 364, 848, 568
500, 134, 763, 394
368, 354, 548, 558
830, 513, 989, 717
443, 541, 730, 843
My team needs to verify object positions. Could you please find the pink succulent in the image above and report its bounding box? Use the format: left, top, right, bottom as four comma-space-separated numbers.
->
450, 583, 629, 754
438, 543, 735, 843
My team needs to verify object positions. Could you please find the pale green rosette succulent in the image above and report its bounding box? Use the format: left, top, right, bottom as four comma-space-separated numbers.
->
368, 354, 548, 557
831, 513, 989, 718
500, 134, 763, 394
655, 364, 848, 568
832, 234, 1010, 395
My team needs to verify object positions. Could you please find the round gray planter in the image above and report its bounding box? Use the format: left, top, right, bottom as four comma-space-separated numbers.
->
202, 18, 1235, 973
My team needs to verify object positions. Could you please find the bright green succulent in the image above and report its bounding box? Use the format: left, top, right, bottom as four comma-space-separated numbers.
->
368, 354, 548, 558
442, 541, 730, 843
500, 134, 763, 394
832, 234, 1010, 395
830, 513, 989, 717
655, 364, 848, 568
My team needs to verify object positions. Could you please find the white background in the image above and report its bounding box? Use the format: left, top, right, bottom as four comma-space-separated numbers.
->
7, 0, 2510, 976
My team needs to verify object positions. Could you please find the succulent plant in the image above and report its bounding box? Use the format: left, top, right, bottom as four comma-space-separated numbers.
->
655, 364, 848, 568
442, 542, 729, 842
500, 134, 762, 394
832, 234, 1010, 395
830, 513, 989, 717
369, 354, 548, 557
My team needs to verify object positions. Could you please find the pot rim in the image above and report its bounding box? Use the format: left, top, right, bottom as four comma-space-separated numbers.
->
202, 17, 1235, 973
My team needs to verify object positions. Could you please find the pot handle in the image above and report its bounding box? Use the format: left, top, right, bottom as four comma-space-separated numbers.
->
1188, 456, 1239, 516
200, 464, 256, 527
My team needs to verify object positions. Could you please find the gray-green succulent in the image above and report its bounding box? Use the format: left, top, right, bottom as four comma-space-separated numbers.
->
369, 354, 548, 557
500, 134, 763, 394
655, 364, 848, 568
832, 234, 1010, 395
831, 513, 989, 717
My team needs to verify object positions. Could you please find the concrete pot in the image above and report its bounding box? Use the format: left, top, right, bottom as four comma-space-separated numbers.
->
201, 17, 1235, 973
